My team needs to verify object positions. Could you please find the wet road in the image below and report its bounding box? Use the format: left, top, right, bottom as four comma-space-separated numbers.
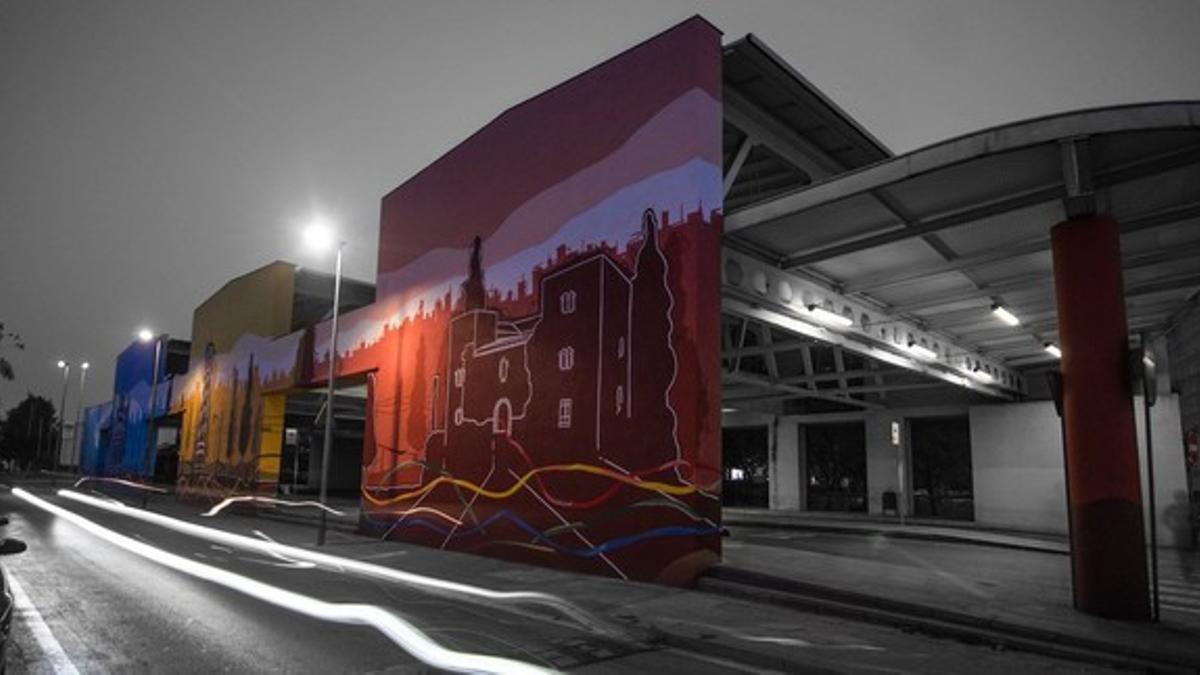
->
0, 487, 754, 674
0, 484, 1142, 674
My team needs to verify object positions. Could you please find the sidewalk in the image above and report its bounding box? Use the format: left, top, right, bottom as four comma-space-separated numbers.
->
722, 507, 1069, 554
708, 515, 1200, 670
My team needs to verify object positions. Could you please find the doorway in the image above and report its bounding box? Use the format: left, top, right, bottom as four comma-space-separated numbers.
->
910, 416, 974, 520
805, 422, 867, 512
722, 426, 769, 507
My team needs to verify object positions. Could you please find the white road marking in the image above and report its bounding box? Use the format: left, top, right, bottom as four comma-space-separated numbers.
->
8, 573, 81, 675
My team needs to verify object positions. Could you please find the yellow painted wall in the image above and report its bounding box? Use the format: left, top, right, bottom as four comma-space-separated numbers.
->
190, 261, 296, 363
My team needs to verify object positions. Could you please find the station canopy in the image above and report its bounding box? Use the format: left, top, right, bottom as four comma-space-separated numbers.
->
719, 34, 1200, 413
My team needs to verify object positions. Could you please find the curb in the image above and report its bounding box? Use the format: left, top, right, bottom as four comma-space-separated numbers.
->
699, 566, 1199, 672
724, 518, 1068, 555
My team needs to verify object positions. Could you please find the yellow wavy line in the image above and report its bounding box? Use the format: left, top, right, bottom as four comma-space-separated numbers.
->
361, 463, 697, 507
387, 506, 464, 526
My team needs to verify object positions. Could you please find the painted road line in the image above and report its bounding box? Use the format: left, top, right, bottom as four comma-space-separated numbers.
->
8, 573, 81, 675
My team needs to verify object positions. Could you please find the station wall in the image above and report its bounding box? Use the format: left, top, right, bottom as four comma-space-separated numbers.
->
969, 395, 1188, 545
302, 17, 726, 584
970, 401, 1069, 534
172, 263, 306, 499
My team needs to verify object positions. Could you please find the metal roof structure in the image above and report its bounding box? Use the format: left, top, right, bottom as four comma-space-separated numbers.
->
719, 36, 1200, 413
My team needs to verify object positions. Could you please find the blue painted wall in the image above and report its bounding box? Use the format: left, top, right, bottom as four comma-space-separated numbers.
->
105, 340, 166, 476
79, 402, 112, 475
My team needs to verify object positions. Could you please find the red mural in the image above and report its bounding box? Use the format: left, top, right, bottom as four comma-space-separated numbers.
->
313, 17, 723, 584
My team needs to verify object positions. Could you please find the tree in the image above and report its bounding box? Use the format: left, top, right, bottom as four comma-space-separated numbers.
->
0, 394, 57, 470
0, 322, 24, 381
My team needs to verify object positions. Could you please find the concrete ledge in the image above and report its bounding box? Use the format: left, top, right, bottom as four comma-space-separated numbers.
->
723, 511, 1069, 555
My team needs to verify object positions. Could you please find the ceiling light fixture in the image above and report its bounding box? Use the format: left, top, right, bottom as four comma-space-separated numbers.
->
806, 304, 853, 328
992, 304, 1020, 326
1044, 343, 1062, 359
905, 338, 938, 361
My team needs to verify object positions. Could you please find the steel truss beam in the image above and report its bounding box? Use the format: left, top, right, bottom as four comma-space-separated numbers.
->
723, 370, 882, 409
721, 249, 1021, 399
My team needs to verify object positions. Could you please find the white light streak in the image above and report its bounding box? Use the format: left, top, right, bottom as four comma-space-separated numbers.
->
51, 489, 612, 637
13, 488, 553, 675
72, 476, 169, 494
1044, 343, 1062, 359
201, 495, 346, 518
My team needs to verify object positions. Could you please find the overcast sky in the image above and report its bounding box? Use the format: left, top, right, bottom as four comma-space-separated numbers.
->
2, 0, 1199, 414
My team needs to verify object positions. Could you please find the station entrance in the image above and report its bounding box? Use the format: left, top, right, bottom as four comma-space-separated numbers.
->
910, 417, 973, 521
721, 425, 769, 508
805, 422, 867, 513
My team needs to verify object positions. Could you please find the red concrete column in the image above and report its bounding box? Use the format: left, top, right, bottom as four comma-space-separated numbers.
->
1051, 215, 1150, 620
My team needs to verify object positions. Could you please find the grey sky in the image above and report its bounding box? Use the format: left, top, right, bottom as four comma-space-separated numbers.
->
2, 0, 1199, 414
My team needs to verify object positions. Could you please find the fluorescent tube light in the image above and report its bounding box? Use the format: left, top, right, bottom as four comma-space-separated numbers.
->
806, 304, 853, 328
992, 304, 1020, 326
905, 341, 938, 361
1044, 343, 1062, 359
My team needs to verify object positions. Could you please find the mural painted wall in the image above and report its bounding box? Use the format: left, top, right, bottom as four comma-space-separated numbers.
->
312, 17, 724, 583
172, 264, 308, 500
80, 401, 113, 476
104, 341, 163, 476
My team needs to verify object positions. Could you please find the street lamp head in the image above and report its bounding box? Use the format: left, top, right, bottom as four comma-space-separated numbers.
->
137, 328, 154, 343
81, 362, 90, 370
303, 216, 338, 253
56, 360, 67, 369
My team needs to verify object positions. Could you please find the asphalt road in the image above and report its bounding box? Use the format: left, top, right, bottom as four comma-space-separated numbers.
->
0, 488, 758, 674
0, 484, 1144, 674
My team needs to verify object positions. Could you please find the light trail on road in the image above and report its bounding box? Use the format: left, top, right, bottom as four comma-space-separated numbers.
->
54, 488, 617, 637
71, 476, 169, 494
13, 488, 555, 675
201, 495, 347, 518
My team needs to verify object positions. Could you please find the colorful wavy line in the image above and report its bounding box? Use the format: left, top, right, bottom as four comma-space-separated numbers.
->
360, 462, 702, 507
376, 507, 718, 558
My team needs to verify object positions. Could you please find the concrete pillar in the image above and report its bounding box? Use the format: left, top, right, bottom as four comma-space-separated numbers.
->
1051, 215, 1150, 620
865, 413, 901, 516
770, 418, 803, 510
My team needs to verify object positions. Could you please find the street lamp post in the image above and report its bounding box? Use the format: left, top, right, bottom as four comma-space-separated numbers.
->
73, 362, 89, 473
139, 330, 164, 481
305, 218, 344, 547
56, 360, 71, 470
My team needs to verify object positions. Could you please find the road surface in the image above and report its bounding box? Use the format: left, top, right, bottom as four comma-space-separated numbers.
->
0, 484, 1128, 673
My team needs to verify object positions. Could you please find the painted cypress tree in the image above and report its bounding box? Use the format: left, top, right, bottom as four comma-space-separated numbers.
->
629, 208, 679, 468
462, 235, 486, 310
